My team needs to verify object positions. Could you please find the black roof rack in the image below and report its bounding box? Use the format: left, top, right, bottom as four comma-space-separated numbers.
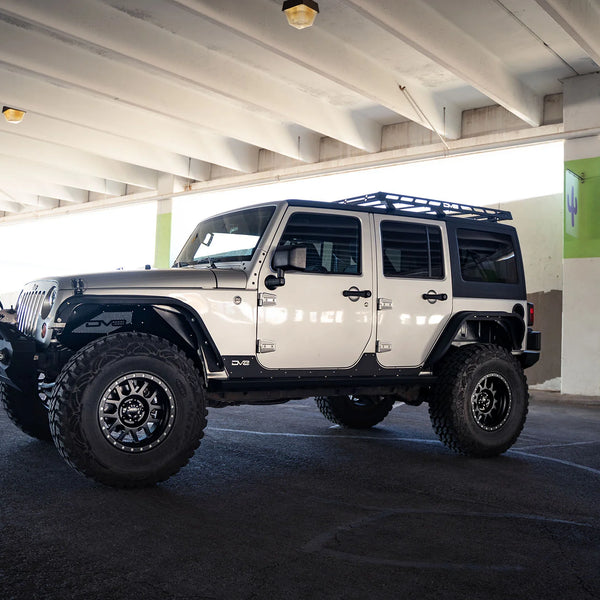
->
335, 192, 512, 222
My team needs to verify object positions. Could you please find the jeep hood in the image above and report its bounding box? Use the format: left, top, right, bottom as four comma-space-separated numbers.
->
53, 268, 247, 292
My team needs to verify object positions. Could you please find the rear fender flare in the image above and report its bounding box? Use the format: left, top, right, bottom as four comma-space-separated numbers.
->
425, 311, 526, 369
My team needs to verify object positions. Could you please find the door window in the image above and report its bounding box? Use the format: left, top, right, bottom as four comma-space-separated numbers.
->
381, 221, 444, 279
278, 213, 361, 274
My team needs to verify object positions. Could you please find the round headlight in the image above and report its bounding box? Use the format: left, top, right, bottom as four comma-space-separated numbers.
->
40, 286, 57, 319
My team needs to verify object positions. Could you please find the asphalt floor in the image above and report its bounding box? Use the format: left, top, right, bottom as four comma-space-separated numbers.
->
1, 390, 599, 600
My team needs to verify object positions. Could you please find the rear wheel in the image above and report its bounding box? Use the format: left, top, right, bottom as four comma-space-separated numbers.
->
49, 332, 207, 488
315, 394, 396, 429
429, 344, 528, 457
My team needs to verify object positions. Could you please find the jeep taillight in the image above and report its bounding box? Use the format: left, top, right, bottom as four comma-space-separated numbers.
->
527, 302, 534, 327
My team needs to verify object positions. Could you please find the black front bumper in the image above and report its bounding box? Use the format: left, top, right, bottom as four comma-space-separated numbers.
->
0, 320, 37, 391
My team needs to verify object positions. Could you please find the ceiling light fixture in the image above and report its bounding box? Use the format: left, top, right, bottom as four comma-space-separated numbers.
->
2, 106, 26, 124
282, 0, 319, 29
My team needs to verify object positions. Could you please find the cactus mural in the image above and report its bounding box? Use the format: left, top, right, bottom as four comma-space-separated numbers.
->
564, 157, 600, 259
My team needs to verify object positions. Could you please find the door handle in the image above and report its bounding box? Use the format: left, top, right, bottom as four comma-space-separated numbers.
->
343, 287, 372, 299
422, 291, 448, 302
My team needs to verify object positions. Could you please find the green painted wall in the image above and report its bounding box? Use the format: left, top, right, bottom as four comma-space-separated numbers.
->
564, 157, 600, 259
154, 211, 172, 268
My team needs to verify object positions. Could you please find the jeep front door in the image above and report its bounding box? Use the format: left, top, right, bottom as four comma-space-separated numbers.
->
256, 209, 374, 369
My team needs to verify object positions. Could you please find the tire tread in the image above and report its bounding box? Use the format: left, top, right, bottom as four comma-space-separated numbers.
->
428, 344, 528, 457
49, 332, 207, 488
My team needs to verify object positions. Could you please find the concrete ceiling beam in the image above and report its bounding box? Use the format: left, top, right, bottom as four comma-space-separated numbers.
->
0, 131, 158, 190
0, 189, 56, 210
169, 0, 462, 139
0, 177, 88, 204
0, 191, 24, 213
0, 14, 319, 163
346, 0, 543, 128
535, 0, 600, 67
0, 155, 123, 197
0, 0, 382, 153
2, 112, 208, 182
0, 65, 259, 174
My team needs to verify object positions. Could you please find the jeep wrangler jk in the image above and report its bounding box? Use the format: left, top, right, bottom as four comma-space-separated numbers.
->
0, 192, 540, 487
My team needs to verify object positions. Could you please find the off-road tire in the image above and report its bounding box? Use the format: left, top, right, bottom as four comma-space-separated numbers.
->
49, 332, 207, 488
315, 394, 396, 429
0, 380, 52, 441
429, 344, 528, 457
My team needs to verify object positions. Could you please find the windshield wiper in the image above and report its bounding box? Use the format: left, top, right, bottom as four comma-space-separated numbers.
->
184, 256, 219, 268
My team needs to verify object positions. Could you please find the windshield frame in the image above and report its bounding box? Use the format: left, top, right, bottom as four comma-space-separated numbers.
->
173, 204, 277, 268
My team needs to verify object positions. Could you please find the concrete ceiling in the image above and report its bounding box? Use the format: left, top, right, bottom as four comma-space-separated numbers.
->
0, 0, 598, 220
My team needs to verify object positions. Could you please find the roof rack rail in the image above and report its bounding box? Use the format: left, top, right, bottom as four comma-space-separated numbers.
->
335, 191, 512, 222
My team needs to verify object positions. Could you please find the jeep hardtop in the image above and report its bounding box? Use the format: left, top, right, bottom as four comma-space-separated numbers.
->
0, 191, 541, 487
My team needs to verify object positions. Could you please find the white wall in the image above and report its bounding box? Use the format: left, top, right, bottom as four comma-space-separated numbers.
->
498, 194, 563, 389
499, 194, 563, 294
561, 73, 600, 397
562, 258, 600, 396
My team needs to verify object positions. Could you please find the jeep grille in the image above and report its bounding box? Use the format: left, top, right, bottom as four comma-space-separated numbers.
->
16, 282, 56, 337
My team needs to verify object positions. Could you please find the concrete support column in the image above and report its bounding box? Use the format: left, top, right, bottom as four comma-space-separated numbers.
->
153, 174, 185, 268
562, 73, 600, 396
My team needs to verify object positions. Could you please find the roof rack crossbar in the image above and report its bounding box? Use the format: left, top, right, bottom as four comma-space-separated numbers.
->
335, 192, 512, 222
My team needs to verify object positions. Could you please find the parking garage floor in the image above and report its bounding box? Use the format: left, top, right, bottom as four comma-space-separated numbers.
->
1, 390, 599, 600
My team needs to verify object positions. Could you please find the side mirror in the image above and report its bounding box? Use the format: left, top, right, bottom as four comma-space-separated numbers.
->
273, 246, 307, 271
265, 246, 307, 290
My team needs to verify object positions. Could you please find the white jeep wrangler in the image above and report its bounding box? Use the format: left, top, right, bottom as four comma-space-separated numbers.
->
0, 192, 540, 487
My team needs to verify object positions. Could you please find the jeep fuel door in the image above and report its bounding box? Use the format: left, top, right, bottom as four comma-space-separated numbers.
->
256, 209, 374, 369
374, 216, 453, 368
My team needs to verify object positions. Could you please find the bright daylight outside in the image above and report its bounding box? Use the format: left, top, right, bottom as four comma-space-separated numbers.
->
0, 141, 563, 309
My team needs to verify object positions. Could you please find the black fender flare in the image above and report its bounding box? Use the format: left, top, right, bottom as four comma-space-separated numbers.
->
425, 311, 526, 369
54, 295, 224, 372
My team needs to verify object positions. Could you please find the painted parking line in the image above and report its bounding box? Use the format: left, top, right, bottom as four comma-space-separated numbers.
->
207, 427, 440, 444
508, 449, 600, 477
207, 426, 600, 477
515, 440, 600, 450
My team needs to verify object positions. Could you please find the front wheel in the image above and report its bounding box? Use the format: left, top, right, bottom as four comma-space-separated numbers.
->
429, 344, 528, 457
315, 394, 396, 429
49, 333, 207, 488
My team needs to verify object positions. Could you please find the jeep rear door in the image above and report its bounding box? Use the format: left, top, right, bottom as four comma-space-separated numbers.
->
256, 208, 374, 369
374, 215, 453, 368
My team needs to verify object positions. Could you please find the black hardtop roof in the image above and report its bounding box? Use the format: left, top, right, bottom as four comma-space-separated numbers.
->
286, 191, 512, 223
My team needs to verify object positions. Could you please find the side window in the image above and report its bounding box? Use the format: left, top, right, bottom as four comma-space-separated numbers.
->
278, 213, 361, 274
457, 229, 518, 284
381, 221, 444, 279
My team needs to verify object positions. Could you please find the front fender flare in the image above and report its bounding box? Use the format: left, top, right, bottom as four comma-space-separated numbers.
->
55, 295, 224, 372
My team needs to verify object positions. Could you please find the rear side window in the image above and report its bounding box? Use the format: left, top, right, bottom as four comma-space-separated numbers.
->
457, 229, 518, 284
278, 212, 361, 274
381, 221, 444, 279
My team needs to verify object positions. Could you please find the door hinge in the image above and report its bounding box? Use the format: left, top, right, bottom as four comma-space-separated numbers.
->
258, 293, 277, 307
376, 341, 392, 353
257, 339, 277, 353
377, 298, 393, 310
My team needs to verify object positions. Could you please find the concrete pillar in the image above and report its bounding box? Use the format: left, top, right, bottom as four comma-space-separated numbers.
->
562, 73, 600, 396
154, 197, 173, 269
153, 174, 185, 269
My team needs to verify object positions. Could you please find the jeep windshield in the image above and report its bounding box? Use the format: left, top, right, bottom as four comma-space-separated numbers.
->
173, 205, 276, 268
